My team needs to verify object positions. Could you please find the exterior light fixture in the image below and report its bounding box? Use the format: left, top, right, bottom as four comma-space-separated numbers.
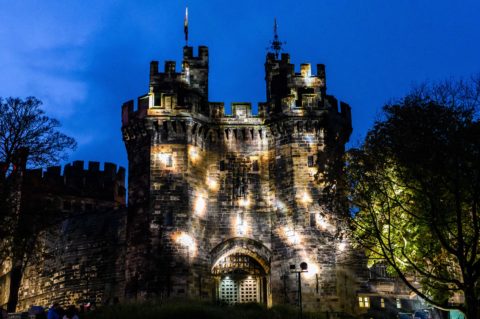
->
194, 196, 206, 216
189, 146, 199, 161
175, 232, 194, 247
206, 176, 218, 191
284, 226, 301, 245
301, 191, 312, 204
290, 262, 309, 319
300, 262, 308, 271
173, 232, 196, 261
157, 153, 173, 167
317, 215, 328, 230
238, 197, 250, 207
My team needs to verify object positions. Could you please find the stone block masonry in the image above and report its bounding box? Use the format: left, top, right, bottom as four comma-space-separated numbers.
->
122, 44, 363, 315
0, 162, 127, 310
0, 38, 402, 318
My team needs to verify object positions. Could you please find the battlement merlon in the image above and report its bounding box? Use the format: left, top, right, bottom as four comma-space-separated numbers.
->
23, 161, 126, 205
122, 46, 347, 126
265, 55, 327, 92
265, 52, 328, 113
146, 45, 209, 112
183, 45, 208, 65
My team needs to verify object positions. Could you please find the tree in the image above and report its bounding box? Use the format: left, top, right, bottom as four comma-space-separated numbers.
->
0, 97, 76, 312
346, 77, 480, 319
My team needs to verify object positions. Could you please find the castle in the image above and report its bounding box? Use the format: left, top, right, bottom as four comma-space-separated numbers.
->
0, 32, 425, 318
121, 41, 358, 312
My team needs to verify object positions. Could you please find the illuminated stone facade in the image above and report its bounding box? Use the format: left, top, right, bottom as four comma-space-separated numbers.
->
122, 45, 363, 314
0, 161, 126, 310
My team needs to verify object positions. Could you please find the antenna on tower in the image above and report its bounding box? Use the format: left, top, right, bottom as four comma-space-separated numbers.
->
184, 7, 189, 45
270, 18, 285, 59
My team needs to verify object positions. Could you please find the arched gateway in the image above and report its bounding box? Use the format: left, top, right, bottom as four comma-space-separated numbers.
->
210, 238, 271, 305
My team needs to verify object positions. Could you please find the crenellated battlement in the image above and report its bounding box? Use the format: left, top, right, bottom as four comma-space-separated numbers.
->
121, 44, 351, 131
23, 161, 126, 204
265, 52, 332, 116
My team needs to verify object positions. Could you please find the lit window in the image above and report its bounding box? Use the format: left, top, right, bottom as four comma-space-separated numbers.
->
381, 298, 385, 308
396, 298, 401, 309
358, 296, 370, 308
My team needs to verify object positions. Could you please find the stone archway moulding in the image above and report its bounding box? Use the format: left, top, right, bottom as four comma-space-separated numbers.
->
210, 237, 272, 274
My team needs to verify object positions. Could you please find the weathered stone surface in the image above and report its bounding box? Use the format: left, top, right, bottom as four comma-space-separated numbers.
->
0, 162, 126, 310
122, 45, 363, 315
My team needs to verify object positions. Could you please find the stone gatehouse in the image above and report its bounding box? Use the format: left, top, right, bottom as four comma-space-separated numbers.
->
121, 42, 362, 313
1, 37, 372, 317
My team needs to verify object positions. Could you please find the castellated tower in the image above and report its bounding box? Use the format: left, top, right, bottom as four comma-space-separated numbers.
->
122, 42, 360, 314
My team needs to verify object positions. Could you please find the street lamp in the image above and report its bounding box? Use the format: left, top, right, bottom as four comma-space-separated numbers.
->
290, 262, 308, 319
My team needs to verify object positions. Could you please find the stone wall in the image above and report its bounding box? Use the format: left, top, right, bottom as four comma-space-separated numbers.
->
122, 45, 365, 316
0, 162, 126, 310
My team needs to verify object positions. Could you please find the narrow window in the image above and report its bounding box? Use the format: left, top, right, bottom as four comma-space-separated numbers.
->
219, 160, 226, 171
309, 213, 316, 227
165, 96, 172, 108
381, 298, 385, 308
154, 94, 161, 107
396, 298, 401, 309
307, 155, 314, 167
164, 210, 173, 226
252, 160, 259, 172
165, 154, 173, 167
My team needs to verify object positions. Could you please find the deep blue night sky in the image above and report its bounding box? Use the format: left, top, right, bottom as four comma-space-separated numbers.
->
1, 0, 479, 170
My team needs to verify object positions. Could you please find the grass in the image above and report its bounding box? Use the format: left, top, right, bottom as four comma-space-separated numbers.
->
82, 300, 331, 319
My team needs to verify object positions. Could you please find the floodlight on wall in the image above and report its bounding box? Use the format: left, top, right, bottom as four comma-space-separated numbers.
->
301, 191, 312, 204
235, 213, 248, 236
238, 197, 250, 208
316, 215, 329, 230
206, 176, 218, 191
173, 231, 197, 260
283, 226, 301, 245
194, 195, 206, 216
157, 153, 173, 167
188, 145, 199, 162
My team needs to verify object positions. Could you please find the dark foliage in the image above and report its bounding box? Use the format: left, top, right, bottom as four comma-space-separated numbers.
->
346, 77, 480, 318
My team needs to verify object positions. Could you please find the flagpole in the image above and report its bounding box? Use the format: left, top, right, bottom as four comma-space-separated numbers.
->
184, 7, 189, 46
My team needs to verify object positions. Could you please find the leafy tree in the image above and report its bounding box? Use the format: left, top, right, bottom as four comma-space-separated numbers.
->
346, 77, 480, 319
0, 97, 76, 311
